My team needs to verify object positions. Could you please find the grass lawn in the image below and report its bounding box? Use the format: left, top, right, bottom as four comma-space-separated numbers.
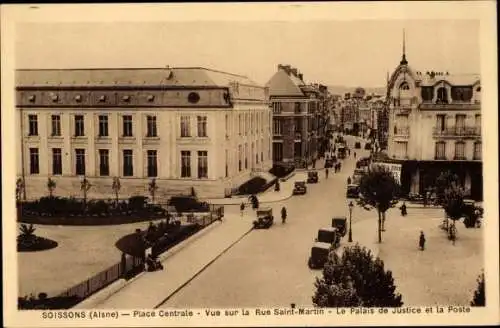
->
17, 221, 155, 297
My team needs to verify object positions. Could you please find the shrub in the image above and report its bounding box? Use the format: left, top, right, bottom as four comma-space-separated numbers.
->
313, 244, 403, 307
471, 272, 485, 306
238, 177, 267, 195
168, 196, 209, 213
269, 165, 294, 178
128, 196, 148, 211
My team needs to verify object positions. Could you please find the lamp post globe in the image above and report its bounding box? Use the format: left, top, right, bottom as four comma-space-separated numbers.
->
348, 201, 354, 242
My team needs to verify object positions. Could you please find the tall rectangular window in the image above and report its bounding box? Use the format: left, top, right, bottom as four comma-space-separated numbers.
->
436, 114, 446, 132
435, 142, 446, 160
225, 149, 229, 178
147, 150, 158, 177
272, 102, 282, 114
181, 116, 191, 137
51, 115, 61, 136
123, 149, 133, 176
395, 141, 408, 158
98, 115, 108, 137
99, 149, 109, 176
238, 145, 242, 171
197, 116, 208, 137
273, 119, 282, 135
474, 142, 482, 160
455, 114, 466, 133
75, 148, 85, 175
475, 114, 481, 135
123, 115, 133, 137
181, 151, 191, 177
273, 143, 283, 162
52, 148, 62, 175
295, 102, 301, 114
75, 115, 85, 137
198, 151, 208, 178
245, 143, 248, 169
28, 115, 38, 136
146, 116, 157, 137
225, 114, 229, 138
454, 142, 465, 160
29, 148, 39, 174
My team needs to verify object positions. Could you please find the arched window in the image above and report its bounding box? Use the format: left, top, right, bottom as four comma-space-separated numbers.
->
399, 82, 410, 90
436, 87, 448, 104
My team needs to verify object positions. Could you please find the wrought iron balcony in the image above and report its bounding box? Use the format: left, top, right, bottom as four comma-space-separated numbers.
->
433, 127, 481, 137
420, 102, 481, 110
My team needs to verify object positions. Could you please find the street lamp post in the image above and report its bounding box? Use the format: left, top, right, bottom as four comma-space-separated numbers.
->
348, 201, 354, 242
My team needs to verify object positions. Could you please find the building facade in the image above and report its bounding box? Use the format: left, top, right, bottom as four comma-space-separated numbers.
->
266, 64, 324, 169
386, 50, 482, 200
16, 67, 273, 200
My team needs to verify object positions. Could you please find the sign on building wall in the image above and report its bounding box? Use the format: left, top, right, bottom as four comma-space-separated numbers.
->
372, 162, 402, 184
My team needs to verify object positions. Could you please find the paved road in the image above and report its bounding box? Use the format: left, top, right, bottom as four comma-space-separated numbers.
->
159, 137, 376, 308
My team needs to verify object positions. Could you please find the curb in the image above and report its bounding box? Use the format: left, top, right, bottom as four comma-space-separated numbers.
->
73, 220, 224, 309
154, 225, 254, 308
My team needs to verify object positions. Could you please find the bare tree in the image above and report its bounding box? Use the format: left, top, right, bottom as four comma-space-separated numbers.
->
112, 177, 121, 205
47, 178, 56, 198
148, 178, 159, 204
80, 177, 92, 209
16, 178, 25, 202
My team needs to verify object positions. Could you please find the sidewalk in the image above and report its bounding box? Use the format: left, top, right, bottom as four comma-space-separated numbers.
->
75, 213, 254, 309
203, 171, 307, 206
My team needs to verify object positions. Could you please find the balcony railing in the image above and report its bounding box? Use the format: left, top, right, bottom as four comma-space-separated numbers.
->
420, 103, 481, 110
433, 127, 481, 137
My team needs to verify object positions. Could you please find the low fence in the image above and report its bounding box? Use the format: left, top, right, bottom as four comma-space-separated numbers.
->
44, 204, 224, 309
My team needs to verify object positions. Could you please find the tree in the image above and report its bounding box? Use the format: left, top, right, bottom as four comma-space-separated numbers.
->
112, 177, 121, 205
148, 178, 159, 204
313, 244, 403, 307
435, 171, 460, 205
80, 177, 92, 209
190, 186, 197, 198
47, 178, 56, 198
16, 178, 25, 202
358, 165, 400, 243
471, 272, 485, 306
443, 182, 465, 242
19, 223, 36, 240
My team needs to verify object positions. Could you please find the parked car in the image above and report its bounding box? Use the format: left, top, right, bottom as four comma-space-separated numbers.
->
356, 157, 371, 168
346, 184, 360, 198
365, 142, 372, 150
354, 141, 361, 149
308, 242, 331, 269
307, 170, 319, 183
292, 181, 307, 195
331, 217, 347, 237
337, 146, 346, 159
316, 227, 341, 247
253, 207, 274, 229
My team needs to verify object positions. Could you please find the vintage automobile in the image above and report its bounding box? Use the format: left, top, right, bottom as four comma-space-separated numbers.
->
308, 242, 332, 269
346, 184, 360, 198
324, 158, 334, 168
331, 217, 348, 237
253, 207, 274, 229
337, 146, 346, 159
364, 142, 372, 150
354, 141, 361, 149
356, 157, 371, 168
307, 170, 319, 183
316, 227, 341, 247
292, 181, 307, 195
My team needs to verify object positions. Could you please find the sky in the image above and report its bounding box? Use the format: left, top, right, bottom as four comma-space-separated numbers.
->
14, 15, 480, 88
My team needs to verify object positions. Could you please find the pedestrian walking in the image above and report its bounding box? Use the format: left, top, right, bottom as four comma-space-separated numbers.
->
419, 231, 426, 251
400, 201, 407, 216
281, 206, 287, 224
240, 202, 245, 216
325, 168, 329, 179
354, 151, 357, 159
347, 176, 352, 185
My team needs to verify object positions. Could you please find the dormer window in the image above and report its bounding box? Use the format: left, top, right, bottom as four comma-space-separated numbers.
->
399, 82, 410, 90
122, 95, 130, 102
436, 87, 448, 104
147, 95, 155, 102
75, 95, 82, 102
99, 95, 106, 102
28, 95, 36, 102
51, 94, 59, 102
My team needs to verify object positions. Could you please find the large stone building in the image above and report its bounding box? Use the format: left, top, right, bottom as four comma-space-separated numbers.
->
266, 65, 325, 169
16, 67, 273, 200
386, 46, 482, 200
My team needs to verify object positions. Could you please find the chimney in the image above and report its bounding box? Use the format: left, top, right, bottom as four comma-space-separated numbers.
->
298, 73, 303, 80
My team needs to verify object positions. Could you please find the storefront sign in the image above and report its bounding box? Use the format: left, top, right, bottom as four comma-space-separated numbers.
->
372, 162, 402, 184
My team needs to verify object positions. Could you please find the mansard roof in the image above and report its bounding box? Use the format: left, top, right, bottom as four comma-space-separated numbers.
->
16, 67, 262, 88
266, 69, 305, 97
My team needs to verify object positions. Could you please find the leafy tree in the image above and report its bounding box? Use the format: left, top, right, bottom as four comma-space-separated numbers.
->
148, 178, 159, 204
358, 165, 400, 243
80, 177, 92, 209
47, 178, 56, 198
435, 171, 460, 205
443, 182, 465, 242
16, 178, 25, 202
471, 272, 485, 306
313, 244, 403, 307
19, 223, 36, 239
112, 177, 121, 205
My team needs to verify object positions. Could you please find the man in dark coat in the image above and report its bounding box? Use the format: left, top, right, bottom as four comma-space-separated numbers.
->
419, 231, 426, 251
